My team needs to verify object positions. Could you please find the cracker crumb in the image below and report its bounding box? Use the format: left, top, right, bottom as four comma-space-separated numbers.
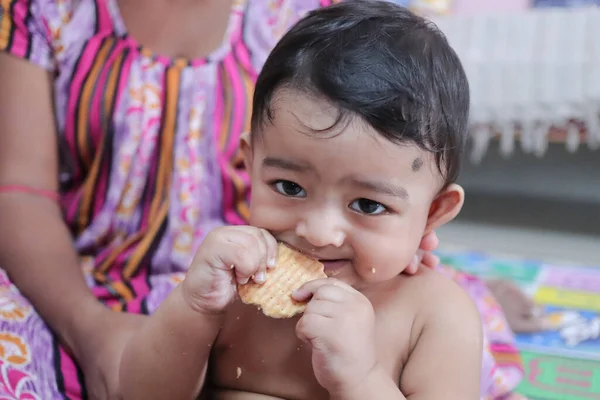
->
236, 367, 242, 379
371, 268, 376, 274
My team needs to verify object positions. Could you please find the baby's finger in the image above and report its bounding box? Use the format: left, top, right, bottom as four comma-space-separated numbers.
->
292, 278, 355, 302
312, 284, 352, 303
296, 313, 330, 344
228, 226, 269, 284
259, 229, 278, 269
205, 229, 257, 270
250, 230, 268, 284
304, 299, 339, 318
218, 231, 265, 285
291, 278, 328, 302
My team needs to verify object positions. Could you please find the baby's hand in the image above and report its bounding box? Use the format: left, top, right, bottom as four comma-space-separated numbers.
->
293, 279, 378, 395
182, 226, 278, 315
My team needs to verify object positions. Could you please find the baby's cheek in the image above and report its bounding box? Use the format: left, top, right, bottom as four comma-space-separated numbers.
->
249, 192, 296, 232
355, 231, 419, 278
250, 206, 291, 232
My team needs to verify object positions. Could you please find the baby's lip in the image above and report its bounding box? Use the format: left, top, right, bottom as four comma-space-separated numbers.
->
278, 241, 351, 262
280, 242, 327, 260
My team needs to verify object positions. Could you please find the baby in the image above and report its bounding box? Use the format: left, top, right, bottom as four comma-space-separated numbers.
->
120, 2, 484, 399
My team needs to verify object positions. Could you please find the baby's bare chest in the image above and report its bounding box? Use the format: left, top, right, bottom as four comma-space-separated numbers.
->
208, 302, 413, 400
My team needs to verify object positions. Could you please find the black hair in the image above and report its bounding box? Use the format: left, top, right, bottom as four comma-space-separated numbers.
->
251, 0, 470, 185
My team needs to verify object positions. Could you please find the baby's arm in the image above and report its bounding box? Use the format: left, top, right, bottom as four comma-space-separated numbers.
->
399, 276, 483, 400
120, 226, 278, 400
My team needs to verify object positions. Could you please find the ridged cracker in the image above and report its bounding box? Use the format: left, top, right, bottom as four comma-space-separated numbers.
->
238, 243, 326, 318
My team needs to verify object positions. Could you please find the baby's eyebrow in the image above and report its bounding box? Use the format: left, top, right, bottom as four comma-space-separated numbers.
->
261, 157, 313, 173
345, 177, 409, 200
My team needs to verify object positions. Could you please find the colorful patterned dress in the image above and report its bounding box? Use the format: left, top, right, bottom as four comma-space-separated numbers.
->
0, 0, 523, 398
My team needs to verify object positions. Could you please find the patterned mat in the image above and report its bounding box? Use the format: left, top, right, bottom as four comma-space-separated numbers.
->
437, 248, 600, 400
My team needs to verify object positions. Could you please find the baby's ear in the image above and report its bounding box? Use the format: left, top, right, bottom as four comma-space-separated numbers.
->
240, 132, 253, 173
424, 184, 464, 234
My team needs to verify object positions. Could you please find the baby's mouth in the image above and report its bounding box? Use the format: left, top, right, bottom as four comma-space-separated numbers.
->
278, 241, 350, 274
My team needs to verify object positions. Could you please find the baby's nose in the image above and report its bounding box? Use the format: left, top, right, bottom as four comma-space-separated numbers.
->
295, 210, 345, 248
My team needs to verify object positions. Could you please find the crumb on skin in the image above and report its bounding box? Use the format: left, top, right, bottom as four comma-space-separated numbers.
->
236, 367, 242, 379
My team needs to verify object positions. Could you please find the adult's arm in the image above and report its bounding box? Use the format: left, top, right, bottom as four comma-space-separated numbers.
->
0, 53, 107, 355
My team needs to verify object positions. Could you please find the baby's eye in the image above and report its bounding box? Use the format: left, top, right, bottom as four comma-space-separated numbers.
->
349, 198, 388, 215
272, 180, 307, 198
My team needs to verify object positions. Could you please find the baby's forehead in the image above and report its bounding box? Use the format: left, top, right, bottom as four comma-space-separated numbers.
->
257, 89, 442, 186
270, 89, 343, 132
260, 128, 436, 185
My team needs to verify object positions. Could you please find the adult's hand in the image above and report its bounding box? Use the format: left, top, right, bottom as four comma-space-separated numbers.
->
409, 231, 440, 271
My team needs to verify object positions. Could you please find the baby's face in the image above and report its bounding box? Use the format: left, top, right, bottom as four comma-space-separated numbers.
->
245, 89, 448, 289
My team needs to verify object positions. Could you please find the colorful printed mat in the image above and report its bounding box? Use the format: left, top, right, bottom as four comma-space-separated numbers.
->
437, 248, 600, 400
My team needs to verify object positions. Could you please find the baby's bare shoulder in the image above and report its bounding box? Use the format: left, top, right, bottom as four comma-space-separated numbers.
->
379, 267, 480, 336
409, 267, 478, 317
385, 267, 467, 302
368, 268, 481, 373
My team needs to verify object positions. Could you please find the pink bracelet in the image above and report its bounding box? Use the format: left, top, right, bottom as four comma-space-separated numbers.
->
0, 185, 60, 202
